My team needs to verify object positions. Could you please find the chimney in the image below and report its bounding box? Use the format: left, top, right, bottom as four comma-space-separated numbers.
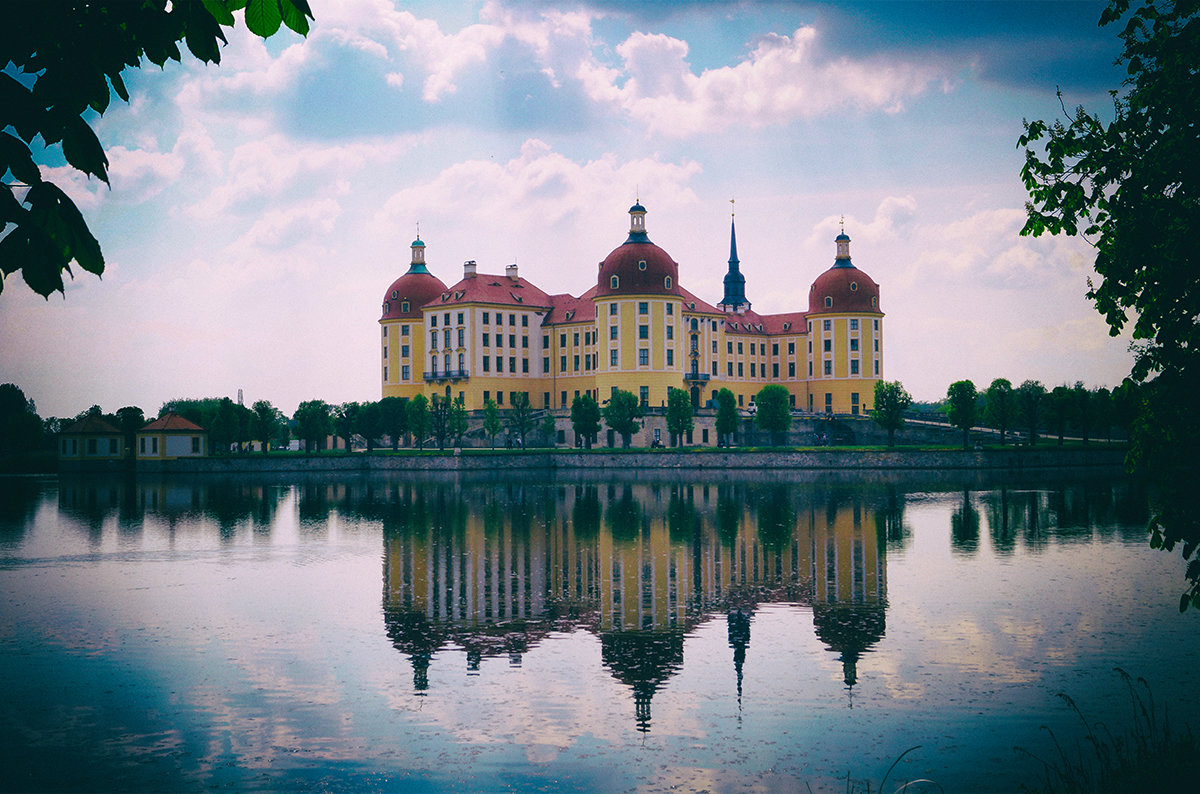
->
506, 263, 519, 281
464, 260, 477, 278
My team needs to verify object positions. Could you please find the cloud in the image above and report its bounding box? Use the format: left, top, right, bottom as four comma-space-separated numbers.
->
579, 26, 940, 136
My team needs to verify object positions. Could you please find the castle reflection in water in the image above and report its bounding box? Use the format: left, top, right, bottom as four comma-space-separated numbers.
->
379, 478, 893, 731
46, 471, 1146, 732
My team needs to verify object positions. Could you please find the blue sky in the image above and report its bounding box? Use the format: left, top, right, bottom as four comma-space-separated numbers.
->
2, 0, 1135, 417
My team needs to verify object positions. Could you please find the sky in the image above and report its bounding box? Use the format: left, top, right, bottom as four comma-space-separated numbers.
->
1, 0, 1136, 419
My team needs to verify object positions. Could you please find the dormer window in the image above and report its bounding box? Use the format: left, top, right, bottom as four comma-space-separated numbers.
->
825, 297, 833, 308
401, 301, 410, 313
664, 276, 672, 289
611, 275, 620, 289
391, 290, 398, 300
850, 282, 858, 291
871, 296, 878, 308
638, 260, 647, 271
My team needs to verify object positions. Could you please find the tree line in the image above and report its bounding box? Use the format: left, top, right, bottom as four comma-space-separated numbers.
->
870, 378, 1142, 449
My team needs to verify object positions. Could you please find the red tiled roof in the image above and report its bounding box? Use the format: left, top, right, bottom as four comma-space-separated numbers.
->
142, 412, 205, 432
544, 287, 598, 325
437, 273, 554, 310
60, 415, 121, 435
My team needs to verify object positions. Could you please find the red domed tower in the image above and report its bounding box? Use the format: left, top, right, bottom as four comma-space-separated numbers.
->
380, 235, 447, 399
593, 202, 687, 410
805, 228, 883, 416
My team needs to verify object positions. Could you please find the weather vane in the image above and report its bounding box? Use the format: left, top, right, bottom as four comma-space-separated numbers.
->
840, 214, 845, 234
730, 198, 735, 217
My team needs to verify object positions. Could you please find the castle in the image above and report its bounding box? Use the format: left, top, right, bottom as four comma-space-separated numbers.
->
380, 202, 883, 437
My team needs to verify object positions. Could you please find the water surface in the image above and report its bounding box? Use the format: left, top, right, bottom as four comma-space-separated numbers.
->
0, 471, 1195, 792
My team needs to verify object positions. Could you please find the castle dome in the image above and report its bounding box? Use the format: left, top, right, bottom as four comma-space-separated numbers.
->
595, 203, 683, 298
807, 231, 881, 315
381, 236, 447, 321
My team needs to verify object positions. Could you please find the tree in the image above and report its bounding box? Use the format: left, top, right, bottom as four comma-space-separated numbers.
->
406, 394, 429, 450
293, 399, 331, 454
715, 388, 739, 447
1071, 383, 1092, 444
602, 390, 642, 448
379, 396, 408, 450
114, 405, 144, 459
356, 400, 384, 452
983, 378, 1014, 445
1091, 386, 1113, 442
332, 401, 360, 452
1048, 385, 1074, 445
448, 397, 469, 448
0, 383, 44, 455
1018, 0, 1200, 607
0, 0, 313, 298
251, 399, 284, 454
944, 380, 978, 451
1015, 380, 1046, 445
753, 384, 791, 446
507, 391, 534, 448
870, 380, 912, 448
570, 394, 600, 449
665, 388, 694, 447
539, 415, 556, 446
482, 398, 502, 449
429, 394, 450, 451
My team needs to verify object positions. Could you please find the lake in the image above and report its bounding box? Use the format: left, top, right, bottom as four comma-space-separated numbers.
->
1, 469, 1196, 792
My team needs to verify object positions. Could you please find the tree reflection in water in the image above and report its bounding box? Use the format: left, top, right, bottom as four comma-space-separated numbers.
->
46, 470, 1150, 734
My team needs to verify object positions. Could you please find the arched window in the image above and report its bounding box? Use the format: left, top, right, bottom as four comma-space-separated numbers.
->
664, 276, 672, 289
825, 296, 833, 308
383, 302, 390, 314
401, 301, 410, 312
458, 353, 465, 372
691, 318, 698, 331
610, 275, 619, 289
871, 296, 877, 308
444, 353, 451, 371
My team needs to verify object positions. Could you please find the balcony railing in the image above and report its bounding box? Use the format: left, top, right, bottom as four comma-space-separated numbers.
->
683, 371, 711, 382
423, 369, 470, 382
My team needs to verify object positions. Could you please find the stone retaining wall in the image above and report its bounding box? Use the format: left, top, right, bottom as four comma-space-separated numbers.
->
133, 446, 1125, 475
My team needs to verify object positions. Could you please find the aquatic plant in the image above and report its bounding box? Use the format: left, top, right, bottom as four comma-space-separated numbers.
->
1017, 668, 1198, 792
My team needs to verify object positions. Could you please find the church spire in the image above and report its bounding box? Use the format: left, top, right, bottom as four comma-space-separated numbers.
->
718, 201, 749, 313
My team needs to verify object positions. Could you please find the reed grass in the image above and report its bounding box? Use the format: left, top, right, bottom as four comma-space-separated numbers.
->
1017, 668, 1198, 793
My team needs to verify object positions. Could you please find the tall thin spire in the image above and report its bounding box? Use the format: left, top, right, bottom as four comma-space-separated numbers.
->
719, 202, 749, 313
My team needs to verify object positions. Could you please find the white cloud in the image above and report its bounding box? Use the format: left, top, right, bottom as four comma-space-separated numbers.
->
579, 27, 940, 137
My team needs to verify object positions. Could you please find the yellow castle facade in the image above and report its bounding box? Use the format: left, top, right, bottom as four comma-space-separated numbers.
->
379, 203, 883, 420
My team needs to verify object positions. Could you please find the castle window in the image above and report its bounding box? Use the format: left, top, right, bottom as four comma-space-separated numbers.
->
483, 312, 490, 324
823, 319, 831, 331
850, 339, 859, 352
638, 302, 648, 315
850, 319, 859, 330
639, 349, 649, 366
666, 304, 673, 315
611, 349, 618, 366
610, 303, 617, 316
402, 365, 410, 380
874, 319, 879, 330
383, 302, 389, 314
666, 350, 674, 366
825, 297, 833, 308
431, 315, 437, 327
457, 312, 464, 324
850, 282, 858, 292
610, 326, 618, 340
664, 276, 672, 289
824, 361, 832, 375
402, 344, 409, 357
391, 290, 398, 300
611, 275, 619, 289
639, 325, 649, 339
522, 315, 529, 327
871, 297, 878, 308
638, 260, 647, 271
401, 301, 410, 313
851, 359, 860, 375
401, 324, 409, 336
